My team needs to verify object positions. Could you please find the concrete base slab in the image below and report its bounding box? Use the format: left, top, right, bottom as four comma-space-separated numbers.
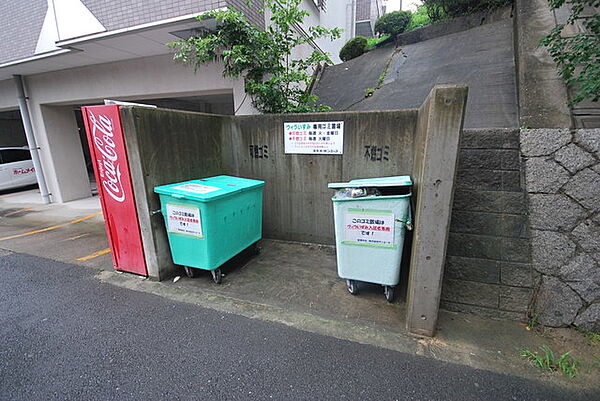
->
98, 243, 600, 390
1, 197, 599, 390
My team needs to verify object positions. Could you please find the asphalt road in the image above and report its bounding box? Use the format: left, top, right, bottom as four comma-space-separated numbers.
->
0, 250, 593, 401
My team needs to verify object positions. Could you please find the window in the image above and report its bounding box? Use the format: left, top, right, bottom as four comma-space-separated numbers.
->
1, 149, 31, 164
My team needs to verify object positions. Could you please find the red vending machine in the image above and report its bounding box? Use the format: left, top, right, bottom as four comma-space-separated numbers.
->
82, 105, 147, 276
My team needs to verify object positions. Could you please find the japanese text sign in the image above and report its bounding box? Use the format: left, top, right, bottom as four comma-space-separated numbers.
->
167, 204, 203, 238
343, 209, 395, 248
284, 121, 344, 154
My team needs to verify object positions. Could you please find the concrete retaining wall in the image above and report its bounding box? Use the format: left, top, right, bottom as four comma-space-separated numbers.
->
521, 129, 600, 331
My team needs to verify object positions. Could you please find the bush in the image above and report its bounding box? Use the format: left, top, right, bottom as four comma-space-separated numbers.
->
339, 36, 368, 62
374, 11, 412, 36
406, 4, 432, 32
541, 0, 600, 105
423, 0, 512, 21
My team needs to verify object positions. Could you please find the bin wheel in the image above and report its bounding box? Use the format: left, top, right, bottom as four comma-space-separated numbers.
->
211, 268, 223, 284
346, 280, 359, 295
184, 266, 196, 278
252, 242, 261, 255
384, 286, 395, 303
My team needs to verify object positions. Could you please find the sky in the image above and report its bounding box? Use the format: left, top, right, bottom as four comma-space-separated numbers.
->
385, 0, 423, 12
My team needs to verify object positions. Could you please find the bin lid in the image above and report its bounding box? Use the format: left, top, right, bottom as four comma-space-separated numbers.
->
328, 175, 412, 189
154, 175, 265, 202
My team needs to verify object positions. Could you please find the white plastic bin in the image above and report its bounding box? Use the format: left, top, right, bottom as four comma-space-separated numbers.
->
328, 176, 412, 302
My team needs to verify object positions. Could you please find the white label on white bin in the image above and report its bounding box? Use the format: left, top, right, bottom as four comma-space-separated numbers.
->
167, 204, 203, 238
343, 209, 395, 248
172, 183, 220, 194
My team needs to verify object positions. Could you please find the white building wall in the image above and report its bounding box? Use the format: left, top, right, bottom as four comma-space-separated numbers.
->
7, 54, 245, 203
0, 79, 19, 111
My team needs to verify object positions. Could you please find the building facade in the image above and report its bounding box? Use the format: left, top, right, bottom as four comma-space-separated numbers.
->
354, 0, 385, 37
0, 0, 357, 204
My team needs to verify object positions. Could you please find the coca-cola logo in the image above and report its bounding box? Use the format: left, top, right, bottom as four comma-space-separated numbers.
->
88, 111, 126, 203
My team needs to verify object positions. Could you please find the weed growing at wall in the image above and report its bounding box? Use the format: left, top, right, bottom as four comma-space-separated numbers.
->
169, 0, 341, 114
519, 346, 581, 377
541, 0, 600, 105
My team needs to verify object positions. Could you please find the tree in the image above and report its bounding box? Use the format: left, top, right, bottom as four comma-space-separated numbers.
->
339, 36, 368, 62
168, 0, 341, 114
541, 0, 600, 105
374, 11, 412, 36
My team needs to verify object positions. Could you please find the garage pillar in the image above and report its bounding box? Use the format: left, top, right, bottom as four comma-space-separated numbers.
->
38, 105, 91, 203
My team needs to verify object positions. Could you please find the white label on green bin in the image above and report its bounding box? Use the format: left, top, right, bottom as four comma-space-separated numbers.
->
172, 183, 220, 194
166, 204, 203, 238
342, 209, 395, 248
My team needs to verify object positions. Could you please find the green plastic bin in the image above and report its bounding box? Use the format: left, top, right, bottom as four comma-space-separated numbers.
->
328, 176, 412, 302
155, 175, 265, 283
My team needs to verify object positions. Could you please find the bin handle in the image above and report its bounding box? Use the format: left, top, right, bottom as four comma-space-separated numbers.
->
395, 205, 413, 231
171, 194, 185, 199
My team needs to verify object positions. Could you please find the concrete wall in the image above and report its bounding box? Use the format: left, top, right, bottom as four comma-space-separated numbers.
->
121, 108, 226, 280
122, 107, 418, 279
514, 0, 572, 129
521, 129, 600, 331
37, 105, 91, 203
313, 15, 519, 129
0, 79, 19, 111
406, 85, 468, 336
514, 0, 600, 128
226, 110, 417, 244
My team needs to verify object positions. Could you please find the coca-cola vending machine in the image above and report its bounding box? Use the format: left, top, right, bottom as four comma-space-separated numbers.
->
82, 105, 147, 276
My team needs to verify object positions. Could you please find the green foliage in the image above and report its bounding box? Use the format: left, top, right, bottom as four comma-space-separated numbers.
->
364, 87, 375, 97
339, 36, 368, 61
406, 5, 432, 31
374, 11, 412, 36
423, 0, 512, 21
168, 0, 341, 114
576, 327, 600, 345
540, 0, 600, 105
519, 346, 581, 378
365, 34, 391, 51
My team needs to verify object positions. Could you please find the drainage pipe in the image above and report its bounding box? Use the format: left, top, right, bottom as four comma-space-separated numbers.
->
13, 75, 51, 204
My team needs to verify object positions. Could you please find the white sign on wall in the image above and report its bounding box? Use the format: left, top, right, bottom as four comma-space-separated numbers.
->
343, 209, 395, 248
166, 204, 203, 238
284, 121, 344, 154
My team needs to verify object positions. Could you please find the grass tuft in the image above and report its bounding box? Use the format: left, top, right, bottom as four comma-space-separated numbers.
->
576, 327, 600, 346
365, 34, 390, 51
519, 346, 580, 378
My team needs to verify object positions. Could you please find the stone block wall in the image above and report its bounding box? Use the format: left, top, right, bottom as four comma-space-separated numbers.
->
441, 129, 534, 321
521, 129, 600, 331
